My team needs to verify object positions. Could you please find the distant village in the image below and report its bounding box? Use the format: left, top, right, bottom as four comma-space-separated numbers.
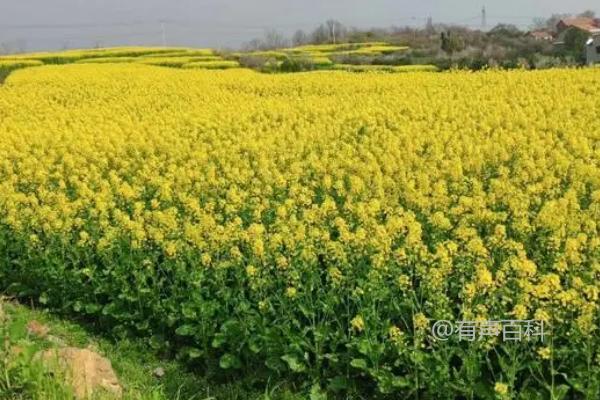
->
241, 11, 600, 71
1, 10, 598, 71
529, 16, 600, 65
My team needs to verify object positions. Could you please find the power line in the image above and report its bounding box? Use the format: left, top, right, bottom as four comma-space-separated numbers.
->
0, 12, 552, 53
1, 14, 545, 33
0, 21, 155, 30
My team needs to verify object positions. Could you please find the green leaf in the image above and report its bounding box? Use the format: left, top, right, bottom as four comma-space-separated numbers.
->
135, 320, 150, 331
550, 385, 570, 400
350, 358, 368, 370
309, 384, 327, 400
281, 354, 306, 372
473, 382, 496, 400
357, 338, 371, 355
322, 353, 339, 364
265, 356, 285, 372
175, 324, 195, 336
149, 335, 165, 350
219, 353, 241, 369
391, 376, 411, 389
211, 333, 226, 348
187, 347, 203, 359
39, 293, 49, 305
181, 305, 197, 319
328, 376, 349, 392
517, 388, 544, 400
248, 336, 261, 354
373, 370, 403, 394
101, 303, 116, 316
220, 319, 241, 336
298, 304, 315, 318
84, 303, 100, 314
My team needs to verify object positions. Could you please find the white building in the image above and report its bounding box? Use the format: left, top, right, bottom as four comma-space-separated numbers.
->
586, 34, 600, 65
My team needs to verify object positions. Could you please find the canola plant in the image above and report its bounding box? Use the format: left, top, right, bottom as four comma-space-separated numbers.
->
0, 63, 599, 397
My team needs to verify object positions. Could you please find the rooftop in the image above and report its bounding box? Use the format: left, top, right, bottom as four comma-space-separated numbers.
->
558, 17, 600, 34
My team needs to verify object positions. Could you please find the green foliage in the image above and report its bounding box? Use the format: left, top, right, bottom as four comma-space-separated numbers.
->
76, 57, 140, 64
0, 299, 308, 399
182, 60, 241, 70
0, 44, 438, 76
0, 51, 599, 399
561, 28, 590, 64
2, 227, 598, 398
441, 31, 466, 57
137, 56, 229, 68
331, 64, 438, 73
279, 57, 316, 72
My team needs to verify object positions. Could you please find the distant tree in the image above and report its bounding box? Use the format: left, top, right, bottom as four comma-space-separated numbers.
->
238, 54, 277, 72
441, 31, 465, 58
534, 10, 597, 32
262, 29, 288, 50
311, 24, 330, 44
531, 18, 547, 31
243, 30, 289, 51
425, 17, 435, 34
562, 27, 589, 63
488, 24, 522, 38
4, 39, 27, 54
292, 30, 309, 46
532, 13, 570, 32
325, 19, 346, 44
578, 10, 596, 18
280, 56, 315, 72
242, 38, 263, 52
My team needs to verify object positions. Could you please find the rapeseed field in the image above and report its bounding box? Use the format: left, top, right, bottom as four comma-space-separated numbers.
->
0, 63, 598, 397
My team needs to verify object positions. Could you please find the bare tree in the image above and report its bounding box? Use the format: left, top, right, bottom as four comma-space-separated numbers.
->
242, 38, 263, 52
531, 18, 548, 30
292, 30, 309, 47
325, 19, 346, 44
262, 29, 288, 50
242, 30, 289, 51
425, 17, 435, 34
532, 13, 571, 32
311, 24, 329, 44
578, 10, 596, 18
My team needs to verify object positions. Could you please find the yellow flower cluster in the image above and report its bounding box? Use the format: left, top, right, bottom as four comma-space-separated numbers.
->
0, 64, 599, 370
0, 47, 212, 63
331, 64, 439, 73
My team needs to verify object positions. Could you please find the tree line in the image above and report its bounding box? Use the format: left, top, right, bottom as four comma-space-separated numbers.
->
242, 10, 597, 71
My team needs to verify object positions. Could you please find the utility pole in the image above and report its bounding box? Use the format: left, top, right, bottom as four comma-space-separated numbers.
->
160, 21, 167, 46
481, 6, 487, 30
332, 23, 336, 45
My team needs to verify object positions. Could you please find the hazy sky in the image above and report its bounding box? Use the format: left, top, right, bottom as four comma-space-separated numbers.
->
1, 0, 598, 52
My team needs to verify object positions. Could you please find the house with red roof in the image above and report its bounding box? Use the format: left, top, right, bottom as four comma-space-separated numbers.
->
554, 17, 600, 64
527, 30, 553, 41
556, 17, 600, 35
